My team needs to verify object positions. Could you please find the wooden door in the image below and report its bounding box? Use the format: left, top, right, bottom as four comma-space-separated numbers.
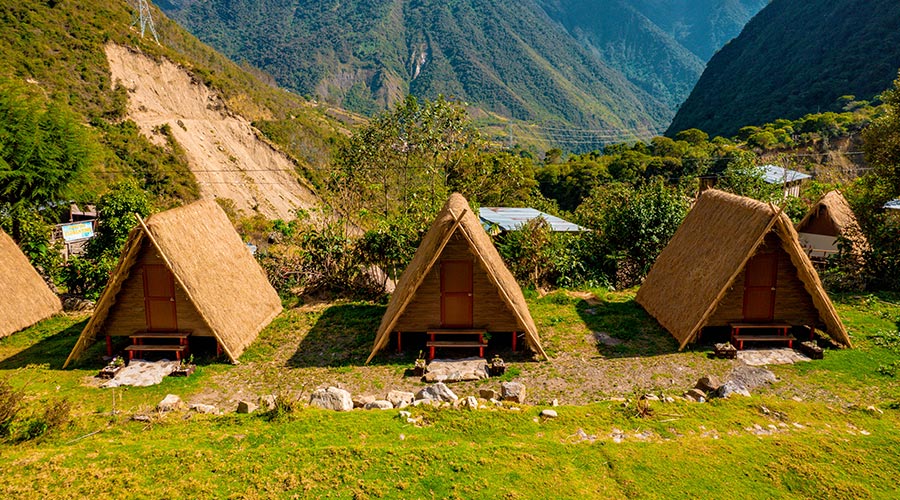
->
440, 260, 473, 328
742, 252, 778, 321
143, 264, 177, 331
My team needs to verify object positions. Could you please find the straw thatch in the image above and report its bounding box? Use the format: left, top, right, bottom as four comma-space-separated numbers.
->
64, 199, 281, 367
796, 190, 869, 257
636, 189, 850, 349
0, 228, 62, 338
366, 193, 547, 363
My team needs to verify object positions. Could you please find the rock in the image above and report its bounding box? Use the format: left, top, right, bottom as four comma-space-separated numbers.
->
237, 400, 259, 414
387, 390, 415, 407
189, 403, 217, 414
365, 400, 394, 410
866, 405, 884, 415
399, 410, 411, 418
309, 387, 354, 412
62, 296, 94, 312
132, 414, 151, 422
423, 358, 489, 382
479, 388, 500, 400
501, 382, 526, 404
551, 399, 559, 407
353, 395, 376, 409
714, 380, 751, 398
684, 388, 706, 403
664, 396, 675, 403
259, 395, 277, 411
641, 394, 660, 401
157, 394, 182, 412
540, 409, 558, 418
465, 396, 478, 409
728, 365, 776, 390
695, 375, 720, 393
415, 382, 458, 402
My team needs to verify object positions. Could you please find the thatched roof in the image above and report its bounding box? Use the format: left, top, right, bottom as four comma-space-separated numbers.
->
796, 190, 869, 256
64, 199, 281, 367
366, 193, 547, 363
636, 189, 850, 349
0, 228, 61, 338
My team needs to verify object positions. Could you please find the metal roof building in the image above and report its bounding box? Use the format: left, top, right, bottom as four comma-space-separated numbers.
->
758, 164, 812, 184
478, 207, 587, 232
884, 199, 900, 210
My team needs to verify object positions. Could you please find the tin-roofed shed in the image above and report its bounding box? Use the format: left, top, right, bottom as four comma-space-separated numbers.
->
478, 207, 586, 233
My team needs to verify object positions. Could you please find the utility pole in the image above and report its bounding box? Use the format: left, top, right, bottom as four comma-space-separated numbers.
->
131, 0, 161, 45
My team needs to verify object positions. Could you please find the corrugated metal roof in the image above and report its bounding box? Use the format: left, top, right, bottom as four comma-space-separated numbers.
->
758, 164, 812, 184
478, 207, 587, 232
884, 199, 900, 210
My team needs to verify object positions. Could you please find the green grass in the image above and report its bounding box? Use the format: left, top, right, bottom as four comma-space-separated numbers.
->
0, 291, 899, 497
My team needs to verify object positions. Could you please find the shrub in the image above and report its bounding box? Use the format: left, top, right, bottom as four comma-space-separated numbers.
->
0, 380, 23, 438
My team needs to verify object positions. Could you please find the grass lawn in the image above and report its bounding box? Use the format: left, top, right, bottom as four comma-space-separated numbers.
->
0, 290, 898, 498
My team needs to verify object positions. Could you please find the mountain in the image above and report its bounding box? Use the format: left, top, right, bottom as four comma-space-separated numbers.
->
537, 0, 767, 112
668, 0, 900, 138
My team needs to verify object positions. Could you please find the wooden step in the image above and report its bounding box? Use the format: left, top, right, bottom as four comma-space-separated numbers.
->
124, 345, 187, 351
732, 335, 796, 342
426, 341, 487, 348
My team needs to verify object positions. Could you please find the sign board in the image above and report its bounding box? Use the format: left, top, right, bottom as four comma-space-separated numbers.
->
60, 221, 95, 242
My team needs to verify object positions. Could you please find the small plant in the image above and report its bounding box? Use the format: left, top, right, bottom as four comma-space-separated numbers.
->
171, 354, 196, 377
490, 355, 506, 376
0, 380, 24, 438
263, 393, 297, 422
877, 361, 900, 378
413, 351, 427, 377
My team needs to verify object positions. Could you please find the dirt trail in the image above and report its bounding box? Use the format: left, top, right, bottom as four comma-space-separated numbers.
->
105, 43, 319, 219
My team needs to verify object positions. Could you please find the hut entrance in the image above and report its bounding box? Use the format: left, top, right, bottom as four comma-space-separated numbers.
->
440, 260, 473, 327
143, 264, 178, 331
742, 252, 778, 321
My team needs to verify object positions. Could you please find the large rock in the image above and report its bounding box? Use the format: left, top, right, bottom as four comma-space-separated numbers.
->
157, 394, 182, 412
259, 394, 277, 411
479, 388, 500, 400
365, 400, 394, 410
352, 395, 376, 409
465, 396, 479, 409
541, 409, 558, 418
189, 403, 218, 414
237, 400, 259, 414
415, 382, 458, 402
684, 388, 706, 403
728, 365, 776, 390
387, 390, 415, 407
423, 358, 490, 382
309, 387, 353, 411
501, 382, 526, 404
714, 380, 751, 398
695, 375, 721, 394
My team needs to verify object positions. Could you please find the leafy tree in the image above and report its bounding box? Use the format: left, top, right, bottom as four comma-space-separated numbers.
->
87, 179, 153, 259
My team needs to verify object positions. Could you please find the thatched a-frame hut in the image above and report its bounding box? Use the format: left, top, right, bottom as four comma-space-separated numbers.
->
636, 189, 850, 350
796, 190, 868, 261
64, 199, 281, 367
0, 228, 62, 338
366, 193, 547, 363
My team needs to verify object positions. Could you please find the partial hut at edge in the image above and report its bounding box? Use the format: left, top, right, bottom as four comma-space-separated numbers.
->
636, 189, 850, 350
367, 193, 547, 363
0, 228, 62, 338
64, 199, 282, 367
796, 190, 868, 262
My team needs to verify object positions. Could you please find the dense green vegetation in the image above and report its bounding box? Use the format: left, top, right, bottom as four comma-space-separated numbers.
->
668, 0, 900, 137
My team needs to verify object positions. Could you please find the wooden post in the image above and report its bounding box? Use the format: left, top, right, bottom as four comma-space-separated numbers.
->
106, 335, 112, 357
512, 331, 517, 352
396, 331, 402, 353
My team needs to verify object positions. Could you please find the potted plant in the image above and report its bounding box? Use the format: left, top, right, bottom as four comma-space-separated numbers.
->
413, 351, 427, 377
171, 354, 196, 377
490, 355, 506, 376
798, 340, 824, 360
99, 355, 125, 379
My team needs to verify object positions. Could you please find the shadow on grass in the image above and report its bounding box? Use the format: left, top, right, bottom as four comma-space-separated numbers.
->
287, 303, 386, 368
0, 317, 88, 370
574, 294, 679, 358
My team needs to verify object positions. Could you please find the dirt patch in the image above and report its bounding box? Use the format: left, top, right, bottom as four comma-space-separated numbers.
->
105, 43, 319, 219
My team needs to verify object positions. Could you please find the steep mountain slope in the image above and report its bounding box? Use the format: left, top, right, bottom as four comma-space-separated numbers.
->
537, 0, 766, 111
160, 0, 669, 133
668, 0, 900, 137
0, 0, 345, 217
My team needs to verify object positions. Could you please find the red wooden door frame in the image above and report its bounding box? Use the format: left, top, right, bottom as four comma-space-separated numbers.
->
143, 264, 178, 331
742, 252, 778, 321
440, 260, 473, 328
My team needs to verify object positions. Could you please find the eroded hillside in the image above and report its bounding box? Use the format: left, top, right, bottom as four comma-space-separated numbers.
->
106, 43, 319, 219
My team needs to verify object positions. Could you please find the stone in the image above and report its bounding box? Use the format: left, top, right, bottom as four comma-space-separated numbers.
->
365, 400, 394, 410
189, 403, 218, 414
501, 382, 526, 404
353, 395, 376, 409
309, 387, 354, 412
728, 365, 776, 390
157, 394, 182, 412
714, 380, 751, 398
541, 409, 558, 418
551, 399, 559, 407
415, 382, 458, 402
423, 357, 490, 382
259, 395, 277, 411
237, 400, 259, 414
399, 411, 412, 418
684, 388, 707, 403
465, 396, 479, 409
695, 375, 721, 393
479, 388, 500, 400
387, 390, 415, 407
132, 414, 151, 422
103, 360, 179, 388
641, 394, 660, 401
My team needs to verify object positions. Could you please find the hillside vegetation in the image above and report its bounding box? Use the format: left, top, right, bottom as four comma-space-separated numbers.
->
668, 0, 900, 137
